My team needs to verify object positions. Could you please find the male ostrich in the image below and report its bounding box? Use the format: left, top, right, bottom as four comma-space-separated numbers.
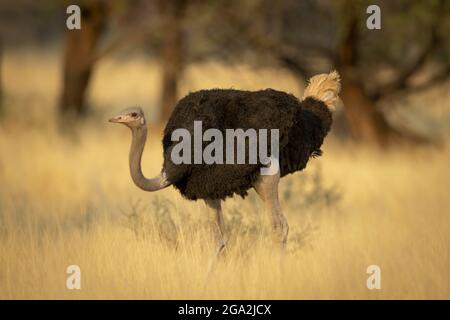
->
109, 71, 341, 255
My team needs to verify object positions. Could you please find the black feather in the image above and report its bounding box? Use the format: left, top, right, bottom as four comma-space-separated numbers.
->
162, 89, 332, 200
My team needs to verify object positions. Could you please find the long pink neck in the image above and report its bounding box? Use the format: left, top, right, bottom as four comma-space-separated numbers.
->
129, 126, 169, 191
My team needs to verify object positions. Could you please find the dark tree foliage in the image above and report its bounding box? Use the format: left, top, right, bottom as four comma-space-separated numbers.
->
196, 0, 450, 147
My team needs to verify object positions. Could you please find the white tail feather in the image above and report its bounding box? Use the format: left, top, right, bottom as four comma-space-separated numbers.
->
302, 71, 341, 111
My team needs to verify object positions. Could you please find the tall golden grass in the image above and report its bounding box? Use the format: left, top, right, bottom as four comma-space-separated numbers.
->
0, 49, 449, 299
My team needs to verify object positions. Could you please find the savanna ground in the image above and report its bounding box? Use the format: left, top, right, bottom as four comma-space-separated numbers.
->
0, 48, 449, 299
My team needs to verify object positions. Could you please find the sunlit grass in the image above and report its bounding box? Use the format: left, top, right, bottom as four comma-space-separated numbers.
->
0, 49, 449, 299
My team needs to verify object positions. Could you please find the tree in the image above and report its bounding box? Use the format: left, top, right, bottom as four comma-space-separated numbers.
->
209, 0, 450, 147
57, 0, 191, 124
333, 0, 448, 146
157, 0, 188, 123
0, 36, 3, 115
59, 0, 108, 119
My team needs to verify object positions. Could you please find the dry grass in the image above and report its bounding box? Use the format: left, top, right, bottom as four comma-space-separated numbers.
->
0, 49, 449, 299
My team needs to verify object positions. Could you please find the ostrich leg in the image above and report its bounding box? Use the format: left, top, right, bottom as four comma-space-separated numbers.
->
254, 172, 289, 248
205, 199, 227, 257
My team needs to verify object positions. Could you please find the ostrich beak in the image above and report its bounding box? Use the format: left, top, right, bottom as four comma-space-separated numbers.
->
109, 115, 124, 123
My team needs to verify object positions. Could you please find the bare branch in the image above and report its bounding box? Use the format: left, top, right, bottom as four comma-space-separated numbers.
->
372, 0, 448, 100
372, 30, 439, 100
219, 4, 332, 80
396, 65, 450, 97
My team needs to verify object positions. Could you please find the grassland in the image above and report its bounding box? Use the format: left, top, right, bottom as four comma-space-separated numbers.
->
0, 48, 449, 299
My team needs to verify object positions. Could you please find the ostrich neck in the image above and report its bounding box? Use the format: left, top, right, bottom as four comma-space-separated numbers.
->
129, 126, 167, 192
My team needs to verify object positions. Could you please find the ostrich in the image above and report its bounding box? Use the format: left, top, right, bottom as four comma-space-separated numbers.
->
109, 71, 341, 255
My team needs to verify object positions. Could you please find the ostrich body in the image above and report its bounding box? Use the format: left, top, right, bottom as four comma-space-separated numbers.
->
110, 71, 341, 253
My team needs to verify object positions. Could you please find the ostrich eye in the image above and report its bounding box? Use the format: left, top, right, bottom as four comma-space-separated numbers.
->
131, 112, 138, 117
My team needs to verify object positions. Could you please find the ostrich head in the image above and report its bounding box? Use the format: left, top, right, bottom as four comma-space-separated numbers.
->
109, 106, 169, 192
109, 107, 146, 129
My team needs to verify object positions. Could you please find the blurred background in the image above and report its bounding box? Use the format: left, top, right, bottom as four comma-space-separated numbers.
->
1, 0, 449, 142
0, 0, 449, 299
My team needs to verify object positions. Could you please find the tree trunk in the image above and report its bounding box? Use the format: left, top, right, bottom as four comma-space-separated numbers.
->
59, 0, 107, 119
0, 37, 3, 115
159, 0, 186, 123
336, 10, 397, 148
339, 71, 394, 146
